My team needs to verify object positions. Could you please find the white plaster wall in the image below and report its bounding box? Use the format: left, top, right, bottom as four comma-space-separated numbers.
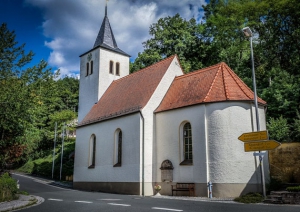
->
98, 48, 129, 100
155, 101, 268, 186
141, 57, 183, 195
78, 49, 100, 122
206, 101, 268, 184
155, 105, 208, 184
74, 113, 141, 182
78, 48, 129, 122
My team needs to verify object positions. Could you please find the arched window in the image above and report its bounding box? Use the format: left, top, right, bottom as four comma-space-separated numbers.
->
109, 60, 114, 74
86, 62, 89, 76
90, 60, 93, 75
88, 134, 96, 168
114, 129, 122, 167
116, 62, 120, 76
180, 122, 193, 165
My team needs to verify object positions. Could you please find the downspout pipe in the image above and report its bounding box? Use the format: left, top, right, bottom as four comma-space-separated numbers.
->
139, 111, 145, 196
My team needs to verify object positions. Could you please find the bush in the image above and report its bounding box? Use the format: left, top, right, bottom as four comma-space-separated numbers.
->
18, 140, 75, 180
267, 116, 290, 142
234, 192, 263, 204
0, 172, 18, 202
267, 177, 283, 192
286, 186, 300, 192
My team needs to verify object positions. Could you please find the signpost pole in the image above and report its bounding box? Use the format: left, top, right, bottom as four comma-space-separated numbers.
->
252, 34, 267, 198
250, 35, 266, 198
60, 123, 65, 181
52, 122, 57, 179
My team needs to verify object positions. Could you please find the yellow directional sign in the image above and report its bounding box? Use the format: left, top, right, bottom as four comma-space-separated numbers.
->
238, 131, 268, 142
244, 140, 280, 152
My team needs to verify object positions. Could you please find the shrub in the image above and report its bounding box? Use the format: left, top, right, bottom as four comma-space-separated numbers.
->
0, 172, 18, 202
286, 186, 300, 192
267, 177, 283, 192
234, 192, 263, 204
267, 116, 290, 142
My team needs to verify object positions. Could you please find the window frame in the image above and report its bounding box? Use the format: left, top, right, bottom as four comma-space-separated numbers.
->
109, 60, 114, 74
113, 129, 122, 167
90, 60, 93, 75
88, 134, 96, 168
179, 122, 193, 165
86, 62, 89, 76
116, 62, 120, 76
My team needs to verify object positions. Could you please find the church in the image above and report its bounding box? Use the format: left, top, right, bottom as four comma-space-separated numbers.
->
73, 4, 269, 197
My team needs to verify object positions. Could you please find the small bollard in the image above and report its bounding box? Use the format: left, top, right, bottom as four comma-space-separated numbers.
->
207, 181, 213, 199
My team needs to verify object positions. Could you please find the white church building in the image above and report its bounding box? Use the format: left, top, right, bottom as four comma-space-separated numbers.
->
73, 5, 269, 197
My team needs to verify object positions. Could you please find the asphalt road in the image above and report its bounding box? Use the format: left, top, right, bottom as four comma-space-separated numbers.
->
12, 174, 300, 212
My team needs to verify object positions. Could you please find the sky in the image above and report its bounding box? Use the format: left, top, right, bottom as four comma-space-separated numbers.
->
0, 0, 208, 78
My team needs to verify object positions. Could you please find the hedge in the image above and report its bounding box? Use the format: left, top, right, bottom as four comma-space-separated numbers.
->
286, 186, 300, 192
0, 172, 18, 202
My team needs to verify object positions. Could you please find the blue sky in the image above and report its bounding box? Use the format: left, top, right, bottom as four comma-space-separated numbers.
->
1, 0, 208, 78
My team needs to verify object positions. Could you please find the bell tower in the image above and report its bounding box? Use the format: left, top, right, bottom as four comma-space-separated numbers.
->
78, 1, 130, 122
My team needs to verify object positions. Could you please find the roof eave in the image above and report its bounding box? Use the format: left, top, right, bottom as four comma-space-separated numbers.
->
155, 99, 267, 114
77, 107, 141, 128
79, 45, 131, 57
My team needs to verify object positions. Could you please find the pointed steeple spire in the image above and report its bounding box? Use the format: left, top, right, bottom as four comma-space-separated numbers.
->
92, 0, 129, 56
93, 0, 117, 49
105, 0, 108, 16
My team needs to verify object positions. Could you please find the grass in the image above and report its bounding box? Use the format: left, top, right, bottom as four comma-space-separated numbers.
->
234, 192, 264, 204
18, 190, 29, 195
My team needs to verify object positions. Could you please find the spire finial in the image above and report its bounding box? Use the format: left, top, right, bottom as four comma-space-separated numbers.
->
105, 0, 109, 16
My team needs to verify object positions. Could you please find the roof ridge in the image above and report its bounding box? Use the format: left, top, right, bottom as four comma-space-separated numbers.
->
113, 55, 176, 83
203, 63, 222, 102
223, 63, 253, 99
174, 62, 223, 80
222, 63, 230, 99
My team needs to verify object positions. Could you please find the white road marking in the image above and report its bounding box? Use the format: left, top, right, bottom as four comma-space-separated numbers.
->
152, 207, 183, 211
75, 201, 93, 203
108, 203, 131, 207
48, 198, 63, 201
98, 199, 122, 201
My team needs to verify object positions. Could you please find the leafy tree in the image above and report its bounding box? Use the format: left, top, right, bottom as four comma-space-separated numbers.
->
0, 23, 54, 167
131, 14, 209, 73
55, 77, 79, 112
293, 110, 300, 141
267, 116, 290, 142
0, 24, 79, 166
261, 68, 299, 122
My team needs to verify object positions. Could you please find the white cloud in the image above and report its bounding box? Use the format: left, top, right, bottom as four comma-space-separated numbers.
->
26, 0, 207, 77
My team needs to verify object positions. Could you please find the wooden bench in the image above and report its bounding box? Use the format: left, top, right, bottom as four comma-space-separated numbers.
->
171, 183, 195, 196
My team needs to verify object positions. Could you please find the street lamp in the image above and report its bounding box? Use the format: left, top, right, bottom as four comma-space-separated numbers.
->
242, 27, 260, 131
242, 26, 266, 198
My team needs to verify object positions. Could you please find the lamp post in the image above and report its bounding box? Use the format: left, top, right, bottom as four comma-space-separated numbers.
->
242, 26, 266, 198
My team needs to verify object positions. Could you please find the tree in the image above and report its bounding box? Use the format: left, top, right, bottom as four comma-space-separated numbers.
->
130, 14, 209, 73
0, 23, 54, 167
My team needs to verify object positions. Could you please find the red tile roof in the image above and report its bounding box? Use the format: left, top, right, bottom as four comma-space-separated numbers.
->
78, 55, 177, 127
155, 62, 266, 113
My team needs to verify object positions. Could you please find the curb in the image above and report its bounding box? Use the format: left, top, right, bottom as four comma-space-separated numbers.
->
0, 195, 44, 212
151, 195, 235, 203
